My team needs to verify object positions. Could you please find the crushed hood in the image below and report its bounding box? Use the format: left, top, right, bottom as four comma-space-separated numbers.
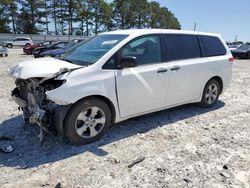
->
9, 57, 82, 79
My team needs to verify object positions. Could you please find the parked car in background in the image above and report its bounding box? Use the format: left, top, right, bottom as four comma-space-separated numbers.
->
0, 46, 8, 57
232, 41, 243, 46
39, 39, 84, 58
232, 41, 243, 49
228, 44, 239, 52
9, 29, 233, 144
23, 41, 56, 55
33, 41, 68, 58
231, 43, 250, 59
3, 37, 33, 48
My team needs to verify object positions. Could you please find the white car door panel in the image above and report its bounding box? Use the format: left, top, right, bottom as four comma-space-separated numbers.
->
115, 34, 170, 118
163, 34, 209, 106
116, 63, 169, 118
166, 58, 209, 106
12, 39, 19, 46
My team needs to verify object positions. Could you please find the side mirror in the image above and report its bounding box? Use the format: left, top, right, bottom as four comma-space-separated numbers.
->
118, 56, 137, 69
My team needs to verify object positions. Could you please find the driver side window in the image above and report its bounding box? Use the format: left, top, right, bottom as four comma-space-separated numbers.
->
121, 35, 162, 65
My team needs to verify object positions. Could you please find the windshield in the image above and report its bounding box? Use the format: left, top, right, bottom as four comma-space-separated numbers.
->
46, 43, 57, 48
61, 34, 128, 65
238, 44, 250, 51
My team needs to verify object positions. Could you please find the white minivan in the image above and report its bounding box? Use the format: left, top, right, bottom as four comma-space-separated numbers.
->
9, 29, 233, 144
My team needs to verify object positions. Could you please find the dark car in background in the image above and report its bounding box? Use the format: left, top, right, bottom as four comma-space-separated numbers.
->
38, 39, 84, 58
33, 41, 68, 58
231, 43, 250, 59
23, 41, 56, 55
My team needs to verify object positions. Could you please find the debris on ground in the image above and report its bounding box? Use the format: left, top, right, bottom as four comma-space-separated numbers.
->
128, 156, 146, 168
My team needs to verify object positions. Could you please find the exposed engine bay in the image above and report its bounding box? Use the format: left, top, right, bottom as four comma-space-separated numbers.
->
12, 77, 66, 135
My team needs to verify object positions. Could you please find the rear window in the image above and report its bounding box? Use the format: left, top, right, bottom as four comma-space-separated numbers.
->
163, 34, 201, 61
200, 35, 226, 57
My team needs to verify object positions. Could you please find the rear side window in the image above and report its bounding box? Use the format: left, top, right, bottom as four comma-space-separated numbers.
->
200, 36, 226, 57
163, 34, 201, 61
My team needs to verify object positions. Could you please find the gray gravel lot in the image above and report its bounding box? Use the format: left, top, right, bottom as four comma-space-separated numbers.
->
0, 49, 250, 188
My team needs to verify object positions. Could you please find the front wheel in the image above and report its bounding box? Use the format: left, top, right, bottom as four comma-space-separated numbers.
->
64, 98, 112, 145
199, 79, 221, 107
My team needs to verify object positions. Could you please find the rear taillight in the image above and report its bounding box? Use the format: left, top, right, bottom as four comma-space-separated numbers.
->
229, 57, 234, 63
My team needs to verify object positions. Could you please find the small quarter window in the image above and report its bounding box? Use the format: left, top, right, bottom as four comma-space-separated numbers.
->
200, 35, 226, 57
103, 57, 117, 69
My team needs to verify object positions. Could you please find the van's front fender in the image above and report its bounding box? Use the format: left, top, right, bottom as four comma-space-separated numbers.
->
46, 70, 119, 113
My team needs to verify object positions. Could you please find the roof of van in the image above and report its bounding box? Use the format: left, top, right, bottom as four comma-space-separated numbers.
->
102, 29, 221, 37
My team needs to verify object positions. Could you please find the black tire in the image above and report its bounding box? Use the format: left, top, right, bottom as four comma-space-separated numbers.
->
5, 54, 8, 57
65, 98, 112, 145
198, 79, 221, 108
0, 54, 3, 57
25, 43, 31, 46
7, 43, 13, 48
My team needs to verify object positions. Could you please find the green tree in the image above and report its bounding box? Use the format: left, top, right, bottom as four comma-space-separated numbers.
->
113, 0, 134, 29
17, 0, 45, 34
76, 0, 94, 36
40, 0, 52, 34
0, 0, 181, 35
148, 1, 181, 29
91, 0, 114, 34
3, 0, 18, 33
0, 0, 11, 33
131, 0, 148, 28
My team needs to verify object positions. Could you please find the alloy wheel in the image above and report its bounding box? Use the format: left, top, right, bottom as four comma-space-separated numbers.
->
75, 106, 106, 138
205, 83, 218, 105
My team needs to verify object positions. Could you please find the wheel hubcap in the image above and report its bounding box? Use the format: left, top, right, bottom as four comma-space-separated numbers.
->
205, 83, 218, 104
75, 107, 106, 138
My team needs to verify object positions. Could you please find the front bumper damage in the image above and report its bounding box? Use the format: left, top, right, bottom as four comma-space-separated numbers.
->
11, 80, 71, 140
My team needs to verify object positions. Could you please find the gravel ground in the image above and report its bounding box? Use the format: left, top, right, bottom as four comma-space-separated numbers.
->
0, 49, 250, 188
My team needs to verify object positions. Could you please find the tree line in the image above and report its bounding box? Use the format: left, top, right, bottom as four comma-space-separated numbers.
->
0, 0, 181, 36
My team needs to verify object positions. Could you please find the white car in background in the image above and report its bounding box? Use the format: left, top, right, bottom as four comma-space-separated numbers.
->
9, 29, 233, 144
3, 37, 33, 48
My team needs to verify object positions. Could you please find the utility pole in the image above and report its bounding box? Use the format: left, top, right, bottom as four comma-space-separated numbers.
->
194, 22, 197, 31
235, 34, 238, 42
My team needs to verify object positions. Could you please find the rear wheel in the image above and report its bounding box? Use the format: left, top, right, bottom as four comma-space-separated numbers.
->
65, 98, 112, 145
6, 43, 12, 48
25, 43, 31, 46
199, 79, 221, 107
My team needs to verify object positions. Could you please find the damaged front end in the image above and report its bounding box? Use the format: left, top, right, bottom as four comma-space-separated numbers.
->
11, 75, 71, 139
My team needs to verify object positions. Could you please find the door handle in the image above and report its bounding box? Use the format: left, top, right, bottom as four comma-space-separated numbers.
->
170, 65, 180, 71
157, 68, 168, 73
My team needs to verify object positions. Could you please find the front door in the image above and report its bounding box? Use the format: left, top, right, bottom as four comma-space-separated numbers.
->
116, 35, 170, 118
